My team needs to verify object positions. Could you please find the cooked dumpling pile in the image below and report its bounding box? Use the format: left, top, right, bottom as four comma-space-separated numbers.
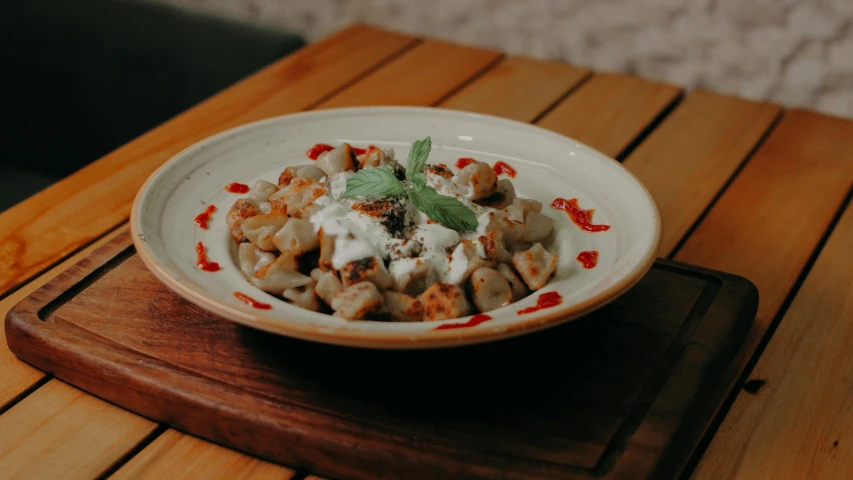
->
226, 143, 559, 321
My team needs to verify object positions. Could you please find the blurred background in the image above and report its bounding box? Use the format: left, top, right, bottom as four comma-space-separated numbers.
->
1, 0, 851, 211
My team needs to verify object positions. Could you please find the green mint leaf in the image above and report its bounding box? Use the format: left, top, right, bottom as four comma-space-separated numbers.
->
405, 136, 432, 181
408, 182, 478, 232
340, 165, 405, 199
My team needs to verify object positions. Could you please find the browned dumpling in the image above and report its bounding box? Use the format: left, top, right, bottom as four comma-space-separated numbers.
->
454, 161, 498, 200
382, 291, 424, 322
278, 164, 327, 187
340, 257, 393, 290
356, 147, 395, 170
497, 263, 529, 302
470, 267, 512, 313
238, 243, 276, 280
454, 241, 497, 283
240, 209, 289, 251
477, 229, 513, 264
421, 283, 472, 321
283, 279, 321, 312
315, 143, 356, 176
268, 178, 327, 219
317, 227, 335, 272
251, 253, 312, 292
226, 199, 260, 243
273, 218, 319, 256
331, 281, 383, 320
512, 243, 559, 290
246, 180, 278, 213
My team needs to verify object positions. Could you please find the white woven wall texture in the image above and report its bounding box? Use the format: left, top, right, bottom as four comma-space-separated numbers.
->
152, 0, 853, 118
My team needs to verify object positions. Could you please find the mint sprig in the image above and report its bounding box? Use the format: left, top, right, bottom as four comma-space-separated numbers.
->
340, 136, 477, 232
405, 137, 432, 181
340, 165, 404, 199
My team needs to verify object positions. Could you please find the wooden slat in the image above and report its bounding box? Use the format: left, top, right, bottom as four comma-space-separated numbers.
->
1, 227, 128, 410
0, 25, 415, 297
674, 110, 853, 334
0, 380, 156, 479
536, 73, 681, 158
692, 200, 853, 479
622, 90, 781, 254
441, 56, 589, 121
315, 39, 502, 108
111, 430, 295, 480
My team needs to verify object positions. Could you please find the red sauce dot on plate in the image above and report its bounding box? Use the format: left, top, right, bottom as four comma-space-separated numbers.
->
517, 291, 563, 314
193, 205, 216, 230
195, 242, 220, 272
233, 291, 272, 310
306, 143, 335, 160
455, 157, 477, 169
224, 182, 250, 194
433, 313, 492, 330
576, 250, 599, 269
493, 161, 516, 178
551, 197, 611, 232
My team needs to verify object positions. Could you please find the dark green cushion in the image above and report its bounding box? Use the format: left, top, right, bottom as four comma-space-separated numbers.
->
0, 0, 304, 210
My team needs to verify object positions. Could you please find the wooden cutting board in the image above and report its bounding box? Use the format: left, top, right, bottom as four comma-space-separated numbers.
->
5, 230, 757, 480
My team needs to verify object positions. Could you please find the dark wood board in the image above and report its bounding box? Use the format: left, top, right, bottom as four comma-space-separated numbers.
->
5, 230, 757, 480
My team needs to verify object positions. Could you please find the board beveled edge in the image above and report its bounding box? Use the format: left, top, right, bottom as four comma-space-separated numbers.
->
4, 229, 759, 480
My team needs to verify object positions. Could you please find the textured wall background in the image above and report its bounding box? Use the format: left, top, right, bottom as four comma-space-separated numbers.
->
151, 0, 853, 118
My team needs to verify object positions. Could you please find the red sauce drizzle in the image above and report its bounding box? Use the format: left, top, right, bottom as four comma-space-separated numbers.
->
517, 291, 563, 314
233, 291, 273, 310
455, 157, 476, 169
577, 250, 599, 269
493, 161, 516, 178
551, 198, 611, 232
225, 182, 250, 194
193, 205, 216, 230
195, 242, 220, 272
434, 313, 493, 330
352, 145, 377, 156
306, 143, 335, 160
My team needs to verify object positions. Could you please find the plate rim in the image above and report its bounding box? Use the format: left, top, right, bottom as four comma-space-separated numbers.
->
130, 106, 662, 349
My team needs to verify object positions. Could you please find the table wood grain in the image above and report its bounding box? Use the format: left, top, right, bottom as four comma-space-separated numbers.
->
1, 24, 852, 479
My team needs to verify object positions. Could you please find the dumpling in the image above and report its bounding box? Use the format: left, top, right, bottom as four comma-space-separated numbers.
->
317, 227, 335, 272
476, 229, 513, 264
251, 253, 312, 293
512, 243, 559, 290
470, 267, 513, 313
356, 147, 395, 170
474, 178, 517, 209
246, 180, 278, 213
388, 258, 431, 295
315, 143, 356, 176
238, 243, 276, 280
421, 283, 472, 321
518, 211, 554, 243
278, 164, 327, 187
273, 218, 319, 256
226, 199, 260, 243
283, 280, 321, 312
382, 291, 424, 322
453, 162, 497, 200
497, 263, 529, 302
268, 178, 327, 219
505, 198, 542, 223
331, 281, 383, 320
339, 256, 393, 290
312, 268, 343, 306
240, 209, 289, 251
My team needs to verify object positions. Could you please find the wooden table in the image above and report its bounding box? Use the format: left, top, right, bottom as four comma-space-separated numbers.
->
1, 25, 851, 479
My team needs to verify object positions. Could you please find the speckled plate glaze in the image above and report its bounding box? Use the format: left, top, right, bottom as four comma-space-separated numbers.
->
131, 107, 661, 349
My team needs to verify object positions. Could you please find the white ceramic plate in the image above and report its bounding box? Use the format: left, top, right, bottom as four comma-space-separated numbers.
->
131, 107, 660, 349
